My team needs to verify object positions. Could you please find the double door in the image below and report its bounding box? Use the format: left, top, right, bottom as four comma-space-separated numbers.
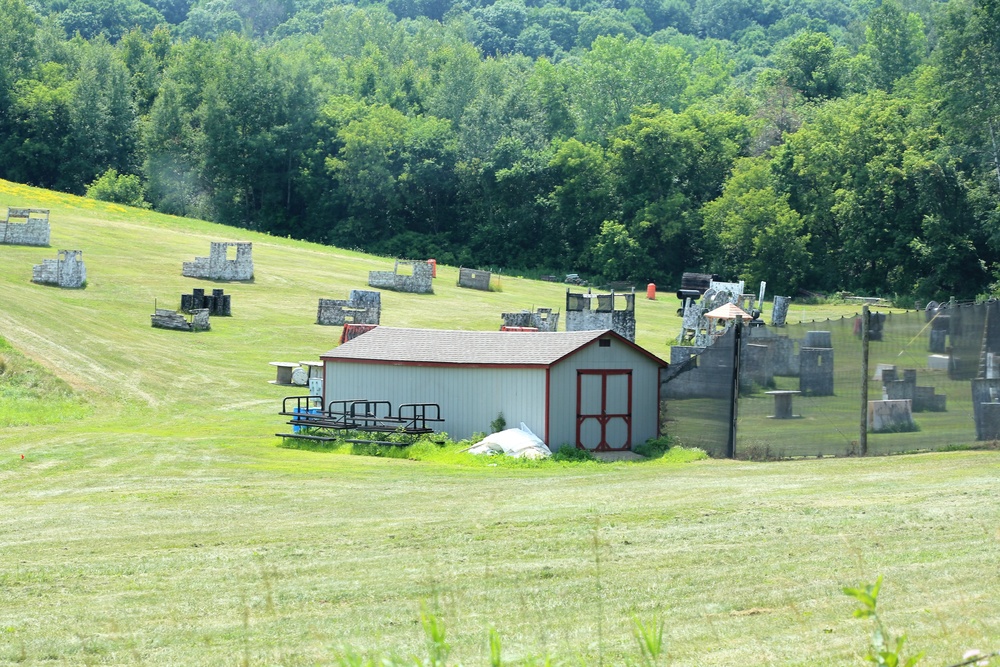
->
576, 370, 632, 451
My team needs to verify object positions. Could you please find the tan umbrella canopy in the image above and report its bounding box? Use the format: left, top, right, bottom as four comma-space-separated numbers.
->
705, 303, 752, 320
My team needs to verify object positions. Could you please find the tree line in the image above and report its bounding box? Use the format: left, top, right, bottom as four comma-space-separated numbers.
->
1, 0, 999, 298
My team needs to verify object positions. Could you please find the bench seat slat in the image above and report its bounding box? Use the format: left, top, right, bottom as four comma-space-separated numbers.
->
275, 433, 339, 442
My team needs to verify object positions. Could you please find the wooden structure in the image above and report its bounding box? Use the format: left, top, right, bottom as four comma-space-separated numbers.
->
318, 327, 667, 451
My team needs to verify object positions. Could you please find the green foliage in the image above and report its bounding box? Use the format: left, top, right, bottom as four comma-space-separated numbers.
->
3, 63, 74, 189
552, 444, 596, 461
935, 0, 1000, 230
772, 30, 848, 100
608, 105, 750, 284
570, 35, 689, 141
69, 37, 141, 191
702, 157, 810, 293
844, 576, 925, 667
0, 0, 38, 93
490, 411, 506, 433
85, 167, 150, 207
278, 434, 711, 467
177, 0, 243, 40
3, 0, 1000, 299
632, 614, 666, 666
56, 0, 165, 42
632, 435, 673, 458
420, 603, 450, 666
766, 90, 987, 299
863, 0, 925, 90
488, 628, 503, 667
590, 219, 650, 282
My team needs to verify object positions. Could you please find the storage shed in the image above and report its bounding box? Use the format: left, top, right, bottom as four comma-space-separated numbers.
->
320, 327, 667, 451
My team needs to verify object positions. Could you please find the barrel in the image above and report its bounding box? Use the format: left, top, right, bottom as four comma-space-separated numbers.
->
427, 258, 437, 278
646, 283, 656, 300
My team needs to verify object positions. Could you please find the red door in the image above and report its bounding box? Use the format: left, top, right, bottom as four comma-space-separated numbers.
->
576, 370, 632, 451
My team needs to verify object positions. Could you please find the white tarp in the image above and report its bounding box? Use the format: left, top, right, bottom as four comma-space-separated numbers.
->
468, 423, 552, 459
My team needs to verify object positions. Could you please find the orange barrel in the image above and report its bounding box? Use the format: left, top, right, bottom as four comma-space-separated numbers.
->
427, 258, 437, 278
646, 282, 656, 300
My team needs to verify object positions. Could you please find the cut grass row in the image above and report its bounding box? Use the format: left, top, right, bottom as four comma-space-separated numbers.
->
2, 430, 998, 665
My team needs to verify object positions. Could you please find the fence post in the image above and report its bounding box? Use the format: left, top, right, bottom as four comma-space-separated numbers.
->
860, 305, 870, 456
727, 317, 743, 459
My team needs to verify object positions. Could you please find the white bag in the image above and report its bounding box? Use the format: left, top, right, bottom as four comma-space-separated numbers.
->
468, 422, 552, 458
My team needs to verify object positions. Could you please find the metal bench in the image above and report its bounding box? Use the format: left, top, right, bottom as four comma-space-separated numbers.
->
275, 432, 339, 443
278, 396, 445, 438
343, 438, 407, 447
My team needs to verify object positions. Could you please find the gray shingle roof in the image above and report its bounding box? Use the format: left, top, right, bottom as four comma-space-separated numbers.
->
321, 327, 632, 366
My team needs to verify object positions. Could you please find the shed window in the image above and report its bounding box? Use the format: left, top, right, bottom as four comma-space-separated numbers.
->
599, 339, 611, 347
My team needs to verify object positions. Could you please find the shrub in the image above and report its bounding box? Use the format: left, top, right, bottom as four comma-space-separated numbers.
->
85, 169, 150, 208
633, 436, 673, 459
490, 411, 506, 433
552, 444, 596, 461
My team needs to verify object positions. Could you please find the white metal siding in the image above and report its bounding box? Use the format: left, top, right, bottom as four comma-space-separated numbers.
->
548, 339, 662, 449
322, 363, 547, 440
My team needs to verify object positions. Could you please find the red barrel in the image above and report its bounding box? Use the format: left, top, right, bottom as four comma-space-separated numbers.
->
646, 283, 656, 300
427, 258, 437, 278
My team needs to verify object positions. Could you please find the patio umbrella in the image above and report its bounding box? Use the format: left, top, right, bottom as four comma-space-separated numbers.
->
705, 303, 752, 320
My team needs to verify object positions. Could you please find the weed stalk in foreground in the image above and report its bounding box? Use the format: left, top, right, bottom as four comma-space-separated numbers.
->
330, 579, 994, 666
489, 628, 502, 667
421, 602, 450, 667
632, 614, 666, 666
844, 575, 997, 667
844, 576, 924, 667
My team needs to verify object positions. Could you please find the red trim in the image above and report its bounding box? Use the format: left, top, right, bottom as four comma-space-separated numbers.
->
576, 369, 632, 451
320, 358, 549, 370
549, 330, 669, 368
575, 372, 582, 445
624, 371, 635, 450
544, 367, 551, 446
656, 367, 662, 438
321, 330, 669, 369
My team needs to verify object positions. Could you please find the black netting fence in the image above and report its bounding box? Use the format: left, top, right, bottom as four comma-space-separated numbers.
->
660, 325, 736, 458
662, 302, 1000, 459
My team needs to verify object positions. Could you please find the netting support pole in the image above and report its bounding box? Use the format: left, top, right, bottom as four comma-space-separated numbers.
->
727, 317, 743, 459
860, 305, 870, 456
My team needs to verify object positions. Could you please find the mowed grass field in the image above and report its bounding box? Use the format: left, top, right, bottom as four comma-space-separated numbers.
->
1, 179, 998, 665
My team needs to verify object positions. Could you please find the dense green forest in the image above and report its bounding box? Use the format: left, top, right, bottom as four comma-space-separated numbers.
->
1, 0, 999, 298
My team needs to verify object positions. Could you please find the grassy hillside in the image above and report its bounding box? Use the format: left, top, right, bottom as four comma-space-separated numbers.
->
1, 180, 997, 665
0, 179, 688, 429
